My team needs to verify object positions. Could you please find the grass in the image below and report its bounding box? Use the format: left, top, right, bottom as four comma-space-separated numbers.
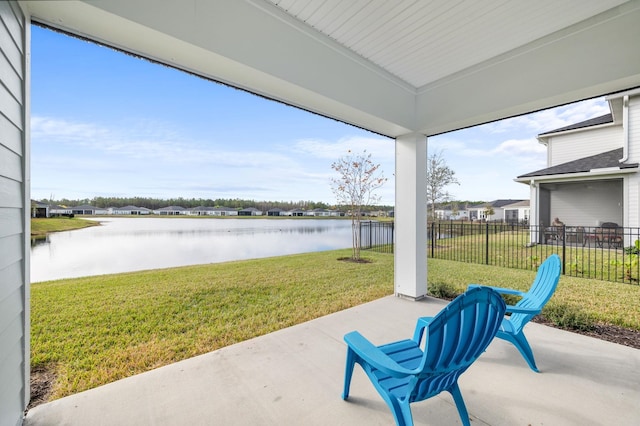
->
31, 251, 640, 402
31, 249, 394, 400
31, 217, 99, 238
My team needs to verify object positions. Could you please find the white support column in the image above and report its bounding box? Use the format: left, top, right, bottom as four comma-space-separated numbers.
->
394, 133, 428, 299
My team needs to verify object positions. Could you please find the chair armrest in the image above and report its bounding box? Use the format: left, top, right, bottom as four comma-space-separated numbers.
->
413, 316, 434, 343
468, 284, 526, 297
344, 331, 414, 378
504, 305, 541, 315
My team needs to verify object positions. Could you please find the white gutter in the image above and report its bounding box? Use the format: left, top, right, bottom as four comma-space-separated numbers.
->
620, 95, 629, 163
514, 167, 638, 184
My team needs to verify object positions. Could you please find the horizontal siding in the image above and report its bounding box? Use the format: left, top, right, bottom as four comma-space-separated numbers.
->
0, 144, 22, 182
549, 125, 622, 166
0, 233, 22, 271
0, 112, 22, 155
0, 3, 24, 426
0, 83, 22, 131
0, 260, 21, 308
0, 207, 22, 239
0, 332, 25, 426
0, 176, 22, 208
0, 286, 22, 344
0, 43, 22, 107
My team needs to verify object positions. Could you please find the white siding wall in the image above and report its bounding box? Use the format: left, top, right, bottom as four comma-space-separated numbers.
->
547, 125, 622, 166
0, 2, 28, 426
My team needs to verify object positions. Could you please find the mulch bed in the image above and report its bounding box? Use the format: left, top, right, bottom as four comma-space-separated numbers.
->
532, 317, 640, 350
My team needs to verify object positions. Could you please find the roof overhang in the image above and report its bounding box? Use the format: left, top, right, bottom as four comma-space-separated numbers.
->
515, 167, 638, 184
23, 0, 640, 138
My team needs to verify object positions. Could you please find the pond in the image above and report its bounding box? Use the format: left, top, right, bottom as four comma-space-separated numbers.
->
30, 217, 353, 282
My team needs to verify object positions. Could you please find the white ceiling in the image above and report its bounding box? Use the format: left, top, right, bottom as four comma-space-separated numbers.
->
266, 0, 627, 88
25, 0, 640, 137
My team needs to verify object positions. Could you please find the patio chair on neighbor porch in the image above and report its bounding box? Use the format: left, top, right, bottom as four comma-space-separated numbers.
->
468, 253, 561, 372
342, 287, 506, 426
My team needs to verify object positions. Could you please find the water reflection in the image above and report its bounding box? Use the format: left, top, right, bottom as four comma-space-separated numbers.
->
30, 218, 353, 282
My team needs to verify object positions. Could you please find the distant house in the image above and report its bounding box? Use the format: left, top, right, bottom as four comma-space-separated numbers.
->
467, 199, 526, 222
49, 204, 73, 217
71, 204, 108, 215
431, 204, 469, 221
188, 206, 216, 216
113, 206, 151, 215
502, 200, 530, 224
238, 207, 263, 216
286, 208, 305, 217
154, 206, 187, 215
211, 207, 238, 216
31, 201, 49, 218
267, 208, 284, 216
306, 208, 330, 217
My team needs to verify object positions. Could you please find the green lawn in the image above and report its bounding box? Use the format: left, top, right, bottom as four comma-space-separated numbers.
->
31, 251, 640, 401
31, 217, 99, 238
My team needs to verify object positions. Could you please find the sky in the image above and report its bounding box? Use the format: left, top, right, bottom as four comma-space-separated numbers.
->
31, 25, 611, 206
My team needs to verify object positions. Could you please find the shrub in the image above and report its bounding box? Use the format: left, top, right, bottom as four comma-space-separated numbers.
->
541, 303, 595, 331
427, 281, 460, 300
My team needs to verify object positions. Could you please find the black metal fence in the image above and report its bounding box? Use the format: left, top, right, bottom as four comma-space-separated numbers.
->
361, 220, 640, 285
360, 220, 394, 253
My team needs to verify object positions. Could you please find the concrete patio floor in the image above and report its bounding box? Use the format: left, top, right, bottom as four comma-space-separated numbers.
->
24, 295, 640, 426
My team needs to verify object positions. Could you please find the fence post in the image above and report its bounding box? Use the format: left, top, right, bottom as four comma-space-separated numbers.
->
430, 222, 435, 257
485, 221, 489, 265
561, 225, 566, 275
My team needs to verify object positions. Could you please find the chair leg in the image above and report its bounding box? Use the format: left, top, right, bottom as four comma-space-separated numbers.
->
499, 331, 539, 372
449, 383, 471, 426
342, 347, 357, 399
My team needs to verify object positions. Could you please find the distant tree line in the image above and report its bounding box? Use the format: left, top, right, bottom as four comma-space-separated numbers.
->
38, 196, 393, 212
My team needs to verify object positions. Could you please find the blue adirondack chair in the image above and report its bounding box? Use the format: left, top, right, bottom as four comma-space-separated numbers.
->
342, 287, 506, 426
468, 253, 561, 372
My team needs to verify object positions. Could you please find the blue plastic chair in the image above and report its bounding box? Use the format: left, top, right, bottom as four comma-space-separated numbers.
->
468, 253, 561, 372
342, 287, 506, 426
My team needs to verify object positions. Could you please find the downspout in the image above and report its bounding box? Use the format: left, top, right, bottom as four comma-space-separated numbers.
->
620, 95, 629, 163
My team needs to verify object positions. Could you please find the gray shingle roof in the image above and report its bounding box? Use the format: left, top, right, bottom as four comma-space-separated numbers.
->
539, 113, 613, 136
517, 148, 638, 178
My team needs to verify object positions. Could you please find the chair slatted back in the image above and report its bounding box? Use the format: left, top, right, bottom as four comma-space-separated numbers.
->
412, 287, 505, 402
510, 254, 561, 332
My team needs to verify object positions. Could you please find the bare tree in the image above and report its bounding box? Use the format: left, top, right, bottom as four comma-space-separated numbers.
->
426, 150, 459, 219
331, 150, 387, 261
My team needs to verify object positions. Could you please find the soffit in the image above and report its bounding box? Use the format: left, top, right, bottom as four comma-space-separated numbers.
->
24, 0, 640, 137
265, 0, 627, 89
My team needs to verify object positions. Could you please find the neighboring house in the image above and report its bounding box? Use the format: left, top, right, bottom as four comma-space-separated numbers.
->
49, 204, 73, 216
238, 207, 263, 216
286, 208, 305, 217
306, 208, 330, 217
267, 208, 284, 216
71, 204, 108, 215
502, 200, 530, 224
32, 201, 49, 218
467, 200, 526, 222
432, 204, 469, 220
188, 206, 216, 216
154, 206, 187, 215
516, 89, 640, 235
113, 206, 151, 215
211, 207, 239, 216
